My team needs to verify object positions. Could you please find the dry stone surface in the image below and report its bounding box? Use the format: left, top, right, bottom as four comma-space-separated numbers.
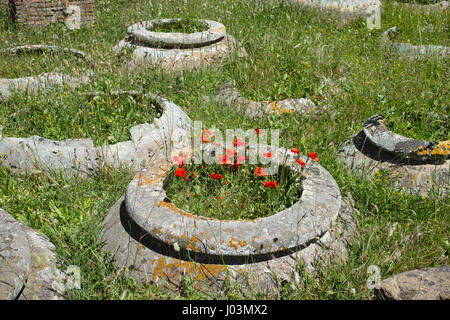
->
375, 266, 450, 300
0, 93, 192, 176
101, 144, 359, 296
0, 45, 94, 101
114, 19, 247, 73
0, 208, 65, 300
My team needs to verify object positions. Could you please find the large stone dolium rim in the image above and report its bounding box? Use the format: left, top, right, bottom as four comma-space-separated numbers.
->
0, 93, 192, 176
114, 18, 247, 73
125, 144, 341, 262
127, 19, 226, 49
0, 45, 95, 100
338, 114, 449, 195
381, 27, 450, 57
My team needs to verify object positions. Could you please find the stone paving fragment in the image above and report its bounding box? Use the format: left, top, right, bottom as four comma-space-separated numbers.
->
375, 266, 450, 300
338, 114, 449, 195
114, 18, 247, 73
0, 208, 65, 300
215, 81, 320, 117
101, 144, 359, 296
0, 93, 192, 176
0, 45, 94, 101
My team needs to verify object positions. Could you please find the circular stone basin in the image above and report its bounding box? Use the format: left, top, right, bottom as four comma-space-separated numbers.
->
125, 143, 341, 261
127, 19, 226, 49
115, 18, 246, 73
338, 114, 449, 195
0, 92, 192, 176
0, 45, 94, 101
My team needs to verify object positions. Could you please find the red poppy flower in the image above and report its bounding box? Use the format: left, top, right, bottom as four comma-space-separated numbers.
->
175, 168, 186, 177
263, 180, 279, 188
234, 138, 245, 147
217, 196, 222, 200
254, 166, 267, 177
291, 148, 300, 154
201, 134, 209, 143
296, 158, 306, 167
309, 152, 318, 161
211, 173, 223, 180
263, 152, 272, 158
254, 129, 263, 135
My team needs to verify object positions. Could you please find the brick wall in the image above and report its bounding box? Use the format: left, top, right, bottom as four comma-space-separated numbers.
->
13, 0, 95, 26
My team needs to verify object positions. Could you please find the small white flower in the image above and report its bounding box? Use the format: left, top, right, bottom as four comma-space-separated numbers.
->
173, 242, 180, 252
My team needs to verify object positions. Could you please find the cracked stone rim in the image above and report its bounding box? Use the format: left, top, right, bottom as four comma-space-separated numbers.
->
363, 114, 449, 164
125, 144, 342, 259
127, 19, 226, 49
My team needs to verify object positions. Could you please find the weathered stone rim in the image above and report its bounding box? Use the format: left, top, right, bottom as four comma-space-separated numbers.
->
362, 114, 449, 164
127, 19, 226, 49
125, 144, 341, 259
0, 45, 95, 101
382, 27, 450, 57
0, 92, 192, 175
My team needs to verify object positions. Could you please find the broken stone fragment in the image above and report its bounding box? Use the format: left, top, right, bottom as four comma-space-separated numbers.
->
0, 208, 65, 300
375, 266, 450, 300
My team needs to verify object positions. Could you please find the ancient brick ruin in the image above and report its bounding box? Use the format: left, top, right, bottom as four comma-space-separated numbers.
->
5, 0, 95, 27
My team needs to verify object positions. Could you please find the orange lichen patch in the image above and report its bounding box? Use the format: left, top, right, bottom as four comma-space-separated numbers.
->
156, 201, 200, 220
150, 256, 227, 282
228, 237, 248, 250
136, 172, 166, 186
415, 140, 450, 156
186, 236, 204, 252
214, 26, 226, 33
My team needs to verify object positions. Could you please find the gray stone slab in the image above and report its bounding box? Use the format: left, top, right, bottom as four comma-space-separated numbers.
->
375, 266, 450, 300
0, 208, 65, 300
0, 93, 192, 176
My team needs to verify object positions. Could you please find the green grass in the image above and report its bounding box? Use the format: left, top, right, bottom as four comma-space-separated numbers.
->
0, 50, 90, 78
151, 18, 209, 33
165, 162, 303, 220
0, 90, 162, 145
0, 0, 448, 300
384, 2, 449, 47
